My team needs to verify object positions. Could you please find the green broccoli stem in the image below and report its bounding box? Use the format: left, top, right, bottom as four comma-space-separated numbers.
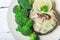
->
29, 32, 39, 40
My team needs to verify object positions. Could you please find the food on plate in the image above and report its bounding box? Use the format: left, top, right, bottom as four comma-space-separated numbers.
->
13, 0, 57, 40
33, 0, 52, 13
18, 0, 31, 9
13, 6, 33, 36
29, 33, 38, 40
13, 5, 21, 14
30, 10, 57, 34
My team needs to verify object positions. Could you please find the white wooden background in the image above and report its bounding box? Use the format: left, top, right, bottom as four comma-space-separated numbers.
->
0, 0, 15, 40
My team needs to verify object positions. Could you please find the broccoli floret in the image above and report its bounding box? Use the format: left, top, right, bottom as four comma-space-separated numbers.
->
16, 19, 33, 36
13, 6, 33, 36
21, 26, 32, 36
18, 0, 31, 9
13, 5, 21, 14
25, 19, 33, 27
16, 25, 32, 36
15, 9, 29, 26
13, 0, 34, 38
29, 33, 38, 40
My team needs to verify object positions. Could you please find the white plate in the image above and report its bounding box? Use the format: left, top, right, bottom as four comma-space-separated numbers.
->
8, 0, 60, 40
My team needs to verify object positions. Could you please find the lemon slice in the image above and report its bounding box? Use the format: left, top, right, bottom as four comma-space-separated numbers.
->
33, 0, 52, 13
